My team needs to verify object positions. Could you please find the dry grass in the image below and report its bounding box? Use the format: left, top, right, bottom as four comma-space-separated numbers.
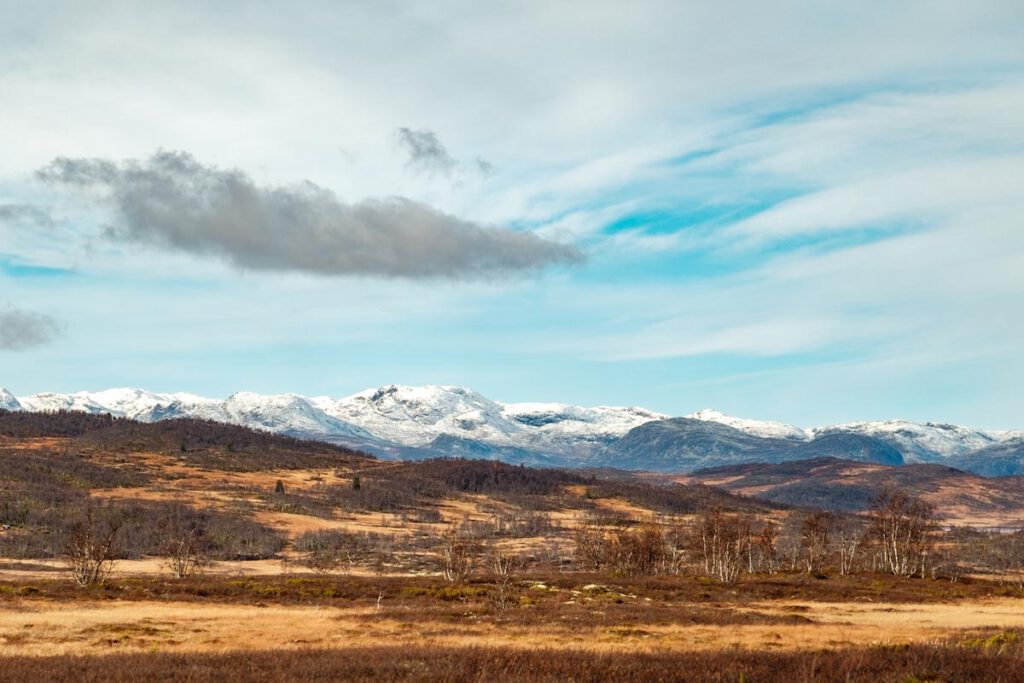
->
2, 574, 1024, 662
2, 596, 1023, 658
2, 593, 1024, 659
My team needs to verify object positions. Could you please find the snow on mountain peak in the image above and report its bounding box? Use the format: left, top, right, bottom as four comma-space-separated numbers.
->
17, 391, 112, 415
0, 388, 22, 411
322, 384, 516, 446
816, 418, 998, 460
687, 408, 809, 440
501, 402, 665, 437
3, 385, 1019, 467
82, 388, 219, 420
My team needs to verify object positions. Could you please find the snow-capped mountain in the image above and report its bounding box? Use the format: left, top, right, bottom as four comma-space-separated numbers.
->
1, 384, 1020, 474
0, 388, 22, 411
313, 385, 664, 459
687, 408, 808, 441
813, 419, 999, 462
218, 392, 376, 442
503, 402, 667, 457
312, 385, 665, 453
7, 387, 375, 444
0, 384, 660, 460
317, 385, 521, 447
79, 388, 220, 422
688, 411, 1008, 463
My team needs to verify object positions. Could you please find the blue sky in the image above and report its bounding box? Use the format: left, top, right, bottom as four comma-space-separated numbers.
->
1, 1, 1023, 428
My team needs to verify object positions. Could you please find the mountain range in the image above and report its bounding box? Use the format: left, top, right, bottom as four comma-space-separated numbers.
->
1, 385, 1022, 476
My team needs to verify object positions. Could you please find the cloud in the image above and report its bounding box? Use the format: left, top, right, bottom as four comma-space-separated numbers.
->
0, 204, 54, 228
37, 150, 581, 279
0, 308, 62, 350
395, 127, 494, 178
395, 127, 458, 176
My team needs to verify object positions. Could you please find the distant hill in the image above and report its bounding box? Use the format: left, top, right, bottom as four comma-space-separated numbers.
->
948, 438, 1024, 477
596, 419, 903, 472
0, 409, 372, 471
677, 457, 1024, 525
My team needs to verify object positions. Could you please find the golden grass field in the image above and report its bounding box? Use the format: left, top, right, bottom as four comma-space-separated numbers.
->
2, 572, 1024, 681
4, 592, 1024, 658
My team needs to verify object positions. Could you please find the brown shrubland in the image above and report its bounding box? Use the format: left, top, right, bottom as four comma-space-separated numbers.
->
4, 411, 1024, 681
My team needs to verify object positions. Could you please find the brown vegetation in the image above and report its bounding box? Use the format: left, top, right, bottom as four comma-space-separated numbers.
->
4, 411, 1024, 680
2, 641, 1024, 683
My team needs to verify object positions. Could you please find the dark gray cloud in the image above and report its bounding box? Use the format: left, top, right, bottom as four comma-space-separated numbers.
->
37, 151, 581, 279
395, 127, 458, 176
0, 309, 62, 350
474, 158, 495, 176
395, 127, 494, 178
0, 203, 54, 228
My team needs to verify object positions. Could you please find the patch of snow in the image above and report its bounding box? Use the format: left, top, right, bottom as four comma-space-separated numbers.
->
18, 391, 115, 415
0, 388, 22, 411
320, 385, 521, 446
687, 408, 809, 440
815, 419, 999, 461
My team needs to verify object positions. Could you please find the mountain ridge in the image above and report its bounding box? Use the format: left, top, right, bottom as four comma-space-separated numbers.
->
2, 384, 1021, 475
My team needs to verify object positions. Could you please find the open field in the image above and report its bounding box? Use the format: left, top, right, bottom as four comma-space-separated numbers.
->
1, 574, 1024, 681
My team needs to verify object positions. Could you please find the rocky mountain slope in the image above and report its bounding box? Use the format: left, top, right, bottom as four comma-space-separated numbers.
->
596, 419, 905, 472
948, 438, 1024, 477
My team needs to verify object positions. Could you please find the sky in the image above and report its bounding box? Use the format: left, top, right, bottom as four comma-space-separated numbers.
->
1, 1, 1023, 428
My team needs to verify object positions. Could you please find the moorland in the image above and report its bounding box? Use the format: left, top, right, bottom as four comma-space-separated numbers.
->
2, 410, 1023, 682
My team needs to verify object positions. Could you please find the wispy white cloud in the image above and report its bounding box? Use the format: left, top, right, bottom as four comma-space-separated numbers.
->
0, 2, 1022, 424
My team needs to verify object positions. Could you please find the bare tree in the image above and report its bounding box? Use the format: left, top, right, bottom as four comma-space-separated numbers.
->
572, 520, 669, 577
488, 546, 522, 610
603, 521, 669, 577
573, 521, 606, 571
695, 508, 751, 584
835, 518, 864, 576
159, 506, 207, 579
64, 505, 123, 586
975, 528, 1024, 588
800, 512, 832, 575
296, 531, 352, 574
441, 525, 482, 583
867, 489, 936, 577
490, 546, 521, 579
756, 523, 779, 574
370, 535, 394, 576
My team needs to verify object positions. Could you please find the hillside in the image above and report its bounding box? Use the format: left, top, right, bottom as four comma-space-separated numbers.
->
677, 457, 1024, 525
948, 438, 1024, 477
597, 418, 906, 472
0, 409, 773, 569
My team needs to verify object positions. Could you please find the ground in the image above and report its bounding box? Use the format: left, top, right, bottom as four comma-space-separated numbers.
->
2, 573, 1024, 681
3, 427, 1024, 680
